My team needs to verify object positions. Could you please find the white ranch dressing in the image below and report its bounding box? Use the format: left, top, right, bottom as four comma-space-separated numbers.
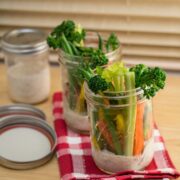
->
7, 62, 50, 104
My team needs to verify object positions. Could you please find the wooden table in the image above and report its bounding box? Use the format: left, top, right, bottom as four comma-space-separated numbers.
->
0, 63, 180, 180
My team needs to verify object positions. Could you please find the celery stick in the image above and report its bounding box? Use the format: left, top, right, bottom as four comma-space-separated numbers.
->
119, 74, 125, 91
124, 72, 137, 156
112, 74, 125, 105
113, 76, 121, 91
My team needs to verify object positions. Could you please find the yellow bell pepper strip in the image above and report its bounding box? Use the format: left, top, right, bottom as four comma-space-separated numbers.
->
75, 82, 86, 113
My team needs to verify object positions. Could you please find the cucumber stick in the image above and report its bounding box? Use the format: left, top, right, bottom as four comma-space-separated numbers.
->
124, 72, 137, 156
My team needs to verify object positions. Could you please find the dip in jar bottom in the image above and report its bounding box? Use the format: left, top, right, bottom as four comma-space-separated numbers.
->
63, 102, 90, 134
92, 136, 154, 173
7, 63, 50, 104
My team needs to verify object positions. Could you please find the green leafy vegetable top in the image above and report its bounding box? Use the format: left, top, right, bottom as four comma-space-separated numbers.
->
79, 62, 166, 98
78, 47, 108, 69
47, 20, 120, 69
130, 64, 166, 99
77, 63, 110, 93
105, 33, 120, 52
47, 20, 85, 49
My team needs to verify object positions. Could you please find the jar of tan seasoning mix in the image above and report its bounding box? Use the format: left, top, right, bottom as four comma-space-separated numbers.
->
2, 28, 50, 104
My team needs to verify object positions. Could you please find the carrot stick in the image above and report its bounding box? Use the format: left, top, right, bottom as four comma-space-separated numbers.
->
133, 102, 145, 155
97, 119, 114, 151
97, 109, 122, 155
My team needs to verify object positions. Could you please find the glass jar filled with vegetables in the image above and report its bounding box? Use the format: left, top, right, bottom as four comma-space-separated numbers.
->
84, 62, 166, 173
47, 20, 121, 133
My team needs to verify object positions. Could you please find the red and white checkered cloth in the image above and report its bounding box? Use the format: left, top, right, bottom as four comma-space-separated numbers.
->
53, 92, 180, 180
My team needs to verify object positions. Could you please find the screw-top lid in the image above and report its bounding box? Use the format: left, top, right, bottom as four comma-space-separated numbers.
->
1, 28, 48, 54
0, 104, 46, 119
0, 115, 56, 169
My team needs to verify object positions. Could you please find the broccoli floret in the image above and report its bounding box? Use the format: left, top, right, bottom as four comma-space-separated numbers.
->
88, 75, 109, 94
47, 36, 58, 49
47, 20, 85, 49
77, 64, 109, 93
90, 49, 108, 69
51, 20, 75, 38
130, 64, 166, 99
105, 32, 120, 52
129, 64, 148, 88
47, 20, 109, 68
79, 47, 108, 69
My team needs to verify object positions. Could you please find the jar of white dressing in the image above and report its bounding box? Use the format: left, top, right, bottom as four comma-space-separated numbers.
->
2, 28, 50, 104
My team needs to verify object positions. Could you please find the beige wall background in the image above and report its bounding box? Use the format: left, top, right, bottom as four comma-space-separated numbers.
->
0, 0, 180, 71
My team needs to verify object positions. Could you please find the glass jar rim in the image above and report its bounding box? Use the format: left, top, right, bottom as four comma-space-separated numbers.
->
1, 28, 48, 55
84, 82, 147, 107
84, 82, 144, 99
58, 47, 121, 66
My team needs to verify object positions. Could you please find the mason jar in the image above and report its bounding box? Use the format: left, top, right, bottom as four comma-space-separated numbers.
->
58, 32, 122, 133
85, 83, 154, 173
2, 28, 50, 104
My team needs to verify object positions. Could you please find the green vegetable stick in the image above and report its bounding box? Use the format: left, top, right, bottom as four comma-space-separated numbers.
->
61, 33, 74, 55
97, 33, 103, 51
67, 71, 79, 110
124, 72, 137, 156
68, 41, 80, 56
103, 109, 122, 155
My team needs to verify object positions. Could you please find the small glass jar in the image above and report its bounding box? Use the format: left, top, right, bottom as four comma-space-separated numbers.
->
58, 32, 122, 133
85, 83, 154, 173
2, 28, 50, 104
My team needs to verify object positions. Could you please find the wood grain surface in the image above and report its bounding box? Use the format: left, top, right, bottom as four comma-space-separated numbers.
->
0, 63, 179, 180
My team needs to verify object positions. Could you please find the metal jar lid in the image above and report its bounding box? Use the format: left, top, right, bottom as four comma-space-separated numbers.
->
0, 115, 56, 169
1, 28, 48, 55
0, 104, 46, 119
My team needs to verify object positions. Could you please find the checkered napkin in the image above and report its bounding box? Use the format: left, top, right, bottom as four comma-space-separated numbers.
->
53, 92, 180, 180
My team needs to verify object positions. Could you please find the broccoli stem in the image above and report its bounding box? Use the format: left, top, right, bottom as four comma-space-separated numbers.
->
61, 33, 74, 55
106, 43, 110, 53
97, 33, 103, 51
68, 41, 80, 56
124, 72, 137, 156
